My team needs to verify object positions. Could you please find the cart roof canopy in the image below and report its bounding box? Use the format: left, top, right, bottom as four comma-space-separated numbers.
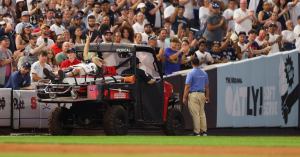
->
74, 43, 155, 55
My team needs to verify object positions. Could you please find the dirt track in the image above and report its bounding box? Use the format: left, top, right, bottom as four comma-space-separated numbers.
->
1, 144, 300, 156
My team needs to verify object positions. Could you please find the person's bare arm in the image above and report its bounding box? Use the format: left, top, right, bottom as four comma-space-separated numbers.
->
149, 1, 163, 15
207, 17, 224, 31
116, 0, 126, 11
15, 35, 27, 50
83, 33, 92, 61
30, 42, 47, 55
32, 73, 42, 82
183, 84, 190, 105
169, 7, 179, 23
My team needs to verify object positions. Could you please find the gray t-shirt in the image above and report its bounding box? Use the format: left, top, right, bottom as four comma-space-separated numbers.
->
203, 14, 226, 42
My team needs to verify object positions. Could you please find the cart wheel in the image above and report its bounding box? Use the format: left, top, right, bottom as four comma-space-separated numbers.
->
49, 93, 56, 99
71, 89, 78, 99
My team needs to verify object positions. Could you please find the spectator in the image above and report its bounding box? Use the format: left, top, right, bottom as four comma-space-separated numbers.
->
50, 12, 66, 36
268, 23, 282, 53
282, 20, 297, 51
247, 29, 270, 57
0, 35, 13, 87
15, 0, 28, 23
164, 0, 179, 22
5, 62, 31, 90
45, 9, 55, 26
100, 0, 116, 26
29, 0, 43, 27
87, 2, 102, 24
15, 11, 31, 35
258, 2, 272, 28
171, 5, 189, 35
55, 42, 72, 65
164, 37, 184, 75
209, 41, 227, 63
0, 0, 16, 22
157, 28, 169, 49
51, 35, 64, 56
60, 48, 81, 70
103, 30, 113, 43
120, 26, 134, 43
15, 23, 32, 50
47, 50, 57, 69
134, 33, 143, 44
255, 29, 269, 48
141, 23, 153, 43
69, 15, 86, 37
223, 0, 236, 32
145, 0, 163, 29
264, 12, 282, 34
36, 24, 55, 48
198, 0, 211, 32
288, 0, 300, 25
277, 0, 290, 30
132, 12, 147, 33
203, 2, 227, 47
31, 50, 53, 82
233, 0, 256, 35
113, 31, 122, 43
19, 34, 47, 67
83, 15, 100, 43
62, 30, 71, 42
194, 40, 214, 68
71, 27, 85, 45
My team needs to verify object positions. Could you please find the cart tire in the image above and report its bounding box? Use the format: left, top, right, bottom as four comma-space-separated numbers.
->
49, 93, 56, 99
103, 105, 128, 135
164, 108, 185, 135
48, 107, 72, 135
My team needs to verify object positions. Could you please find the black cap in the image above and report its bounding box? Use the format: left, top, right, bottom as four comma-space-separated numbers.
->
248, 29, 257, 35
104, 30, 113, 35
148, 35, 157, 40
0, 35, 9, 41
74, 14, 83, 20
100, 0, 110, 4
66, 48, 76, 53
55, 12, 63, 18
238, 31, 246, 36
22, 62, 31, 70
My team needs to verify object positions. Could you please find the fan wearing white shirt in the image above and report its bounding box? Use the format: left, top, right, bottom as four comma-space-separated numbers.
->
195, 40, 214, 68
268, 23, 282, 54
223, 0, 237, 31
132, 12, 148, 34
282, 20, 297, 51
198, 0, 210, 31
50, 13, 66, 36
164, 0, 179, 22
233, 0, 256, 34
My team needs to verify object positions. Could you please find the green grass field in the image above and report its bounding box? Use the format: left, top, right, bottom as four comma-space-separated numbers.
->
0, 136, 300, 147
1, 136, 300, 157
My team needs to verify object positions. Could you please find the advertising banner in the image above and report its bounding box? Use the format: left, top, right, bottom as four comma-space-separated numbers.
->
217, 51, 299, 127
0, 88, 11, 127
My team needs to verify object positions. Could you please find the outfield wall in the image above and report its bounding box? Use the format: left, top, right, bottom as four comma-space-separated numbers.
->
0, 50, 299, 129
167, 50, 300, 129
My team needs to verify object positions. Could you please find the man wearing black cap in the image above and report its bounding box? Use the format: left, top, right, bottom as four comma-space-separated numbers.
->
50, 12, 66, 36
60, 48, 81, 70
5, 62, 31, 90
141, 23, 153, 43
100, 0, 116, 26
203, 2, 227, 48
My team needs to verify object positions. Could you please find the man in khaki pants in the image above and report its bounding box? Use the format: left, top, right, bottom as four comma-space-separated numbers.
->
183, 57, 209, 136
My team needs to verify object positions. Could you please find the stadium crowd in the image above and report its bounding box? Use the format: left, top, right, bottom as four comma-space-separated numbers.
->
0, 0, 300, 89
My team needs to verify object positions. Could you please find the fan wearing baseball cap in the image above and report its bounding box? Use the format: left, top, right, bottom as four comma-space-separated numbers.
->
5, 62, 32, 90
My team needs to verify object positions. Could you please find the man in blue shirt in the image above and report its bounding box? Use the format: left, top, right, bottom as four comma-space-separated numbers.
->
5, 62, 31, 90
164, 37, 183, 75
183, 57, 209, 136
